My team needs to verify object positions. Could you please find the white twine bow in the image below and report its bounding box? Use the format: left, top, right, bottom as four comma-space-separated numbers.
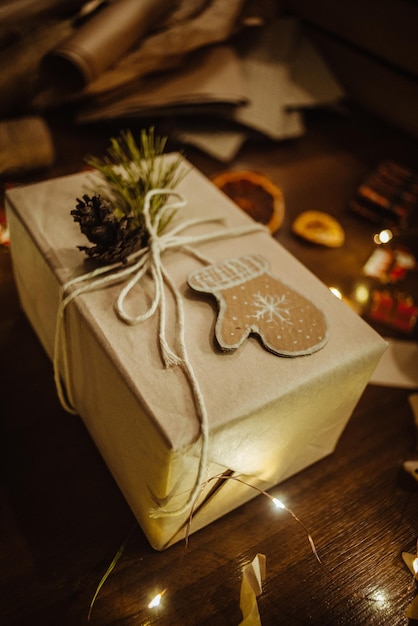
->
54, 188, 265, 518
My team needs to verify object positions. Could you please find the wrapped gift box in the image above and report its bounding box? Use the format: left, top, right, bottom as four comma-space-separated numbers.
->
6, 157, 386, 550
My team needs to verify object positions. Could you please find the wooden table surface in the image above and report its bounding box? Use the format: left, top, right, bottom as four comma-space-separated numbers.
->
1, 107, 418, 626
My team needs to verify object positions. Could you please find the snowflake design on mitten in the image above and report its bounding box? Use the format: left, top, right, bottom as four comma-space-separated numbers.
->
252, 293, 292, 324
187, 254, 329, 357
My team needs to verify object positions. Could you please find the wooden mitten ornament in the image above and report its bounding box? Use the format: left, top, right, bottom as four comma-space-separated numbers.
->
188, 254, 329, 356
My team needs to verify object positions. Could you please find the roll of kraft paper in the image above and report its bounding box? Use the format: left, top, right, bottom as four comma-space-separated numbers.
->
42, 0, 173, 89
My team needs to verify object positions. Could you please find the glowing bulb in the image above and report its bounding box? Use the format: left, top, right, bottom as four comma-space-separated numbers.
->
329, 287, 342, 300
148, 594, 162, 608
272, 497, 286, 510
352, 283, 370, 305
413, 557, 418, 575
374, 229, 393, 245
148, 589, 166, 608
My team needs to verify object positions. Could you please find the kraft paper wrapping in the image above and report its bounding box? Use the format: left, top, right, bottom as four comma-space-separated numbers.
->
43, 0, 173, 87
6, 157, 386, 549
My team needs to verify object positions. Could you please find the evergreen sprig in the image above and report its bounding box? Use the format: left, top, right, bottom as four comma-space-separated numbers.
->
86, 128, 184, 234
72, 128, 185, 264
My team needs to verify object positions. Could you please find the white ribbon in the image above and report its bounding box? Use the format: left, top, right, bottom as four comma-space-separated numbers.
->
54, 188, 266, 517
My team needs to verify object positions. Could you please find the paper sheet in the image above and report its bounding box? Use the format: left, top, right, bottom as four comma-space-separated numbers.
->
230, 18, 343, 139
175, 124, 247, 162
370, 338, 418, 388
76, 18, 344, 161
231, 19, 305, 140
82, 0, 247, 97
77, 45, 247, 121
285, 34, 346, 108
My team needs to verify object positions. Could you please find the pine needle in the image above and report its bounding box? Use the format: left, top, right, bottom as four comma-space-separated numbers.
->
85, 128, 185, 234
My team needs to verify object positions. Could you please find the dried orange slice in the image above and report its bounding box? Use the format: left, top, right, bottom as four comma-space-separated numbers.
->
211, 170, 285, 234
292, 210, 345, 247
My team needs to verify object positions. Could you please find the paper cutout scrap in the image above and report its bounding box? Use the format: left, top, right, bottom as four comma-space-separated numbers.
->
403, 460, 418, 482
402, 394, 418, 481
402, 550, 418, 619
405, 594, 418, 620
188, 254, 329, 356
239, 553, 266, 626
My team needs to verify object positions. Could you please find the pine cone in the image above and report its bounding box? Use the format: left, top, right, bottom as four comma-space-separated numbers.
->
71, 194, 144, 265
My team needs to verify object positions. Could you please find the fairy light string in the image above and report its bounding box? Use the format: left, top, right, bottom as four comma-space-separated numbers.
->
87, 469, 414, 621
87, 473, 325, 621
54, 188, 265, 518
184, 472, 324, 571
